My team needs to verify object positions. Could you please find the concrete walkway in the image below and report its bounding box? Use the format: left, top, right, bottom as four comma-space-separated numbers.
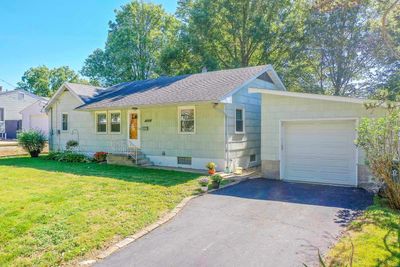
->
96, 179, 372, 267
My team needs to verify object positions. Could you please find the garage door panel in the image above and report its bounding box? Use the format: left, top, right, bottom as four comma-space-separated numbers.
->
282, 120, 357, 186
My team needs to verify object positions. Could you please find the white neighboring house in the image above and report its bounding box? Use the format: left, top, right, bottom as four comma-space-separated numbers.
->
0, 87, 45, 139
20, 99, 49, 136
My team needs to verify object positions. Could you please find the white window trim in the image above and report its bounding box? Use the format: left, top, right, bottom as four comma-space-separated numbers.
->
109, 110, 121, 134
235, 108, 245, 134
61, 112, 68, 132
95, 111, 108, 134
178, 106, 196, 134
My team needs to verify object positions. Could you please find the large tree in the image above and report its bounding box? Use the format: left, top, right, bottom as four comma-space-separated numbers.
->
303, 3, 378, 96
81, 1, 179, 86
18, 66, 88, 97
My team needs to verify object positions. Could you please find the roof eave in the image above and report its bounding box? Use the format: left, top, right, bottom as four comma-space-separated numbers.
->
75, 100, 221, 111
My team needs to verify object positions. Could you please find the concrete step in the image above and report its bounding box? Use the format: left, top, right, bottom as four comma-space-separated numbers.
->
107, 154, 136, 167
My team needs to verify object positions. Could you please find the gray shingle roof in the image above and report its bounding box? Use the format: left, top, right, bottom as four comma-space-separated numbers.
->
77, 65, 268, 110
65, 83, 104, 103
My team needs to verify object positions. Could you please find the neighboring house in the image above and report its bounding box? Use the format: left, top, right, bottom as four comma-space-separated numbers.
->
45, 65, 285, 171
0, 88, 45, 139
249, 89, 384, 189
20, 99, 49, 135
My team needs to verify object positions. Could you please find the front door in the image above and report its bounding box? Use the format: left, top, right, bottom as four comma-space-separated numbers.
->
128, 111, 140, 147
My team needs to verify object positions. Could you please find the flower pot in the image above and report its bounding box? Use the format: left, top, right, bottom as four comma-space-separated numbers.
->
208, 169, 216, 175
211, 181, 220, 189
200, 186, 208, 192
29, 150, 40, 158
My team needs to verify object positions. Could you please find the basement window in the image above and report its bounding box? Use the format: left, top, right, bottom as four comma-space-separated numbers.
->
177, 157, 192, 165
250, 154, 256, 163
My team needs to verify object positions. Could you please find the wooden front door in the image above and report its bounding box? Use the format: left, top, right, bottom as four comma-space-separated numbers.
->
128, 111, 140, 147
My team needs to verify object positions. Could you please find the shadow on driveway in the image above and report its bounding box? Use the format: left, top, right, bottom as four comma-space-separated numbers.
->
212, 178, 373, 210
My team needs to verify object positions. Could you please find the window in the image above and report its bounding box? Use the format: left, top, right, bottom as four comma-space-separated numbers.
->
61, 113, 68, 131
250, 154, 256, 163
96, 112, 107, 133
110, 111, 121, 133
178, 106, 195, 133
235, 108, 245, 133
0, 108, 4, 121
177, 157, 192, 165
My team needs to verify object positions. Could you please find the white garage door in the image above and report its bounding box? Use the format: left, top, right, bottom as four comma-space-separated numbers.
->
282, 120, 357, 186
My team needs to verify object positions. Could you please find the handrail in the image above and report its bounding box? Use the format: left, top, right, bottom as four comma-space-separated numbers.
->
110, 139, 138, 163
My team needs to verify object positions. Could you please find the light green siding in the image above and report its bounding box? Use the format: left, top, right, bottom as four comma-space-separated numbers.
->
225, 78, 275, 170
260, 94, 385, 185
49, 90, 226, 170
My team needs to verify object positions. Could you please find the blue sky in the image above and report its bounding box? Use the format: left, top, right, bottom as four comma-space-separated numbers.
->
0, 0, 177, 91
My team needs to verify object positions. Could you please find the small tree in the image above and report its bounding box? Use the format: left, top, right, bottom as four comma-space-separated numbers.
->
356, 91, 400, 209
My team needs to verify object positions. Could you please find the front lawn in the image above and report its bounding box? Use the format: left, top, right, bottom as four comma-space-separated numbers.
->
0, 157, 201, 266
327, 197, 400, 266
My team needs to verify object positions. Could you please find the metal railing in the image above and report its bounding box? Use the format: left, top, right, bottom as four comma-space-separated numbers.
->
110, 139, 138, 163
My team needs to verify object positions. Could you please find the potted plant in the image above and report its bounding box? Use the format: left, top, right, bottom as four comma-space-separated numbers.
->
66, 140, 79, 151
198, 177, 209, 192
17, 130, 47, 157
206, 162, 217, 175
211, 174, 223, 189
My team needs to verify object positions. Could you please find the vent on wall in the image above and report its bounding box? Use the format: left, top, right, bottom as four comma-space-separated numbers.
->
250, 154, 256, 163
177, 157, 192, 165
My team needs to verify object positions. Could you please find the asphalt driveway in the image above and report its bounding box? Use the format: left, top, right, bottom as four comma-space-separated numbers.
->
96, 178, 373, 267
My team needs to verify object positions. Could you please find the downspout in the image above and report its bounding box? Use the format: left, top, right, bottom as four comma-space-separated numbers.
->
212, 103, 231, 173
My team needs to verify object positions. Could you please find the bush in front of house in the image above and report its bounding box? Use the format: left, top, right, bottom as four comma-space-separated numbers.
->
17, 130, 47, 157
94, 152, 108, 162
46, 151, 88, 163
356, 94, 400, 210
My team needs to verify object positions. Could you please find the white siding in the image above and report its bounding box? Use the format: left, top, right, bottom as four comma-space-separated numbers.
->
0, 91, 38, 120
21, 101, 49, 135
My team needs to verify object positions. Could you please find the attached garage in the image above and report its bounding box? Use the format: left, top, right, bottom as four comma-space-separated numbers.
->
249, 88, 385, 188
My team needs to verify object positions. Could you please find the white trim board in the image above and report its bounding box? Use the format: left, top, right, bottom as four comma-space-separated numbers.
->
249, 88, 373, 105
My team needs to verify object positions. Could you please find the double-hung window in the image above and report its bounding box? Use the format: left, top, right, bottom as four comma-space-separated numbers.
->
96, 112, 107, 133
235, 108, 245, 133
110, 111, 121, 133
178, 106, 195, 134
62, 113, 68, 131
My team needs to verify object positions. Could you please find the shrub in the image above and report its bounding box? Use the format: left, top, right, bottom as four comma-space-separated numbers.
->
356, 98, 400, 209
206, 162, 216, 170
94, 152, 108, 162
46, 151, 87, 163
17, 130, 47, 157
198, 177, 209, 186
66, 140, 79, 151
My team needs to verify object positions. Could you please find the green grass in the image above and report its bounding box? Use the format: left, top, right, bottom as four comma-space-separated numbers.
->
328, 197, 400, 267
0, 156, 201, 266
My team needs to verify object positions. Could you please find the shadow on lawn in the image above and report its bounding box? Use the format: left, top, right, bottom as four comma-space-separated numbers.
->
0, 156, 201, 187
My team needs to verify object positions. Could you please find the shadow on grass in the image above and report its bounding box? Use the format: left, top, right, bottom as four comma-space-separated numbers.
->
0, 156, 201, 187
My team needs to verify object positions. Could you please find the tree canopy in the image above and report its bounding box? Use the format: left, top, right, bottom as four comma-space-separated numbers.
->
20, 0, 398, 98
17, 66, 90, 97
